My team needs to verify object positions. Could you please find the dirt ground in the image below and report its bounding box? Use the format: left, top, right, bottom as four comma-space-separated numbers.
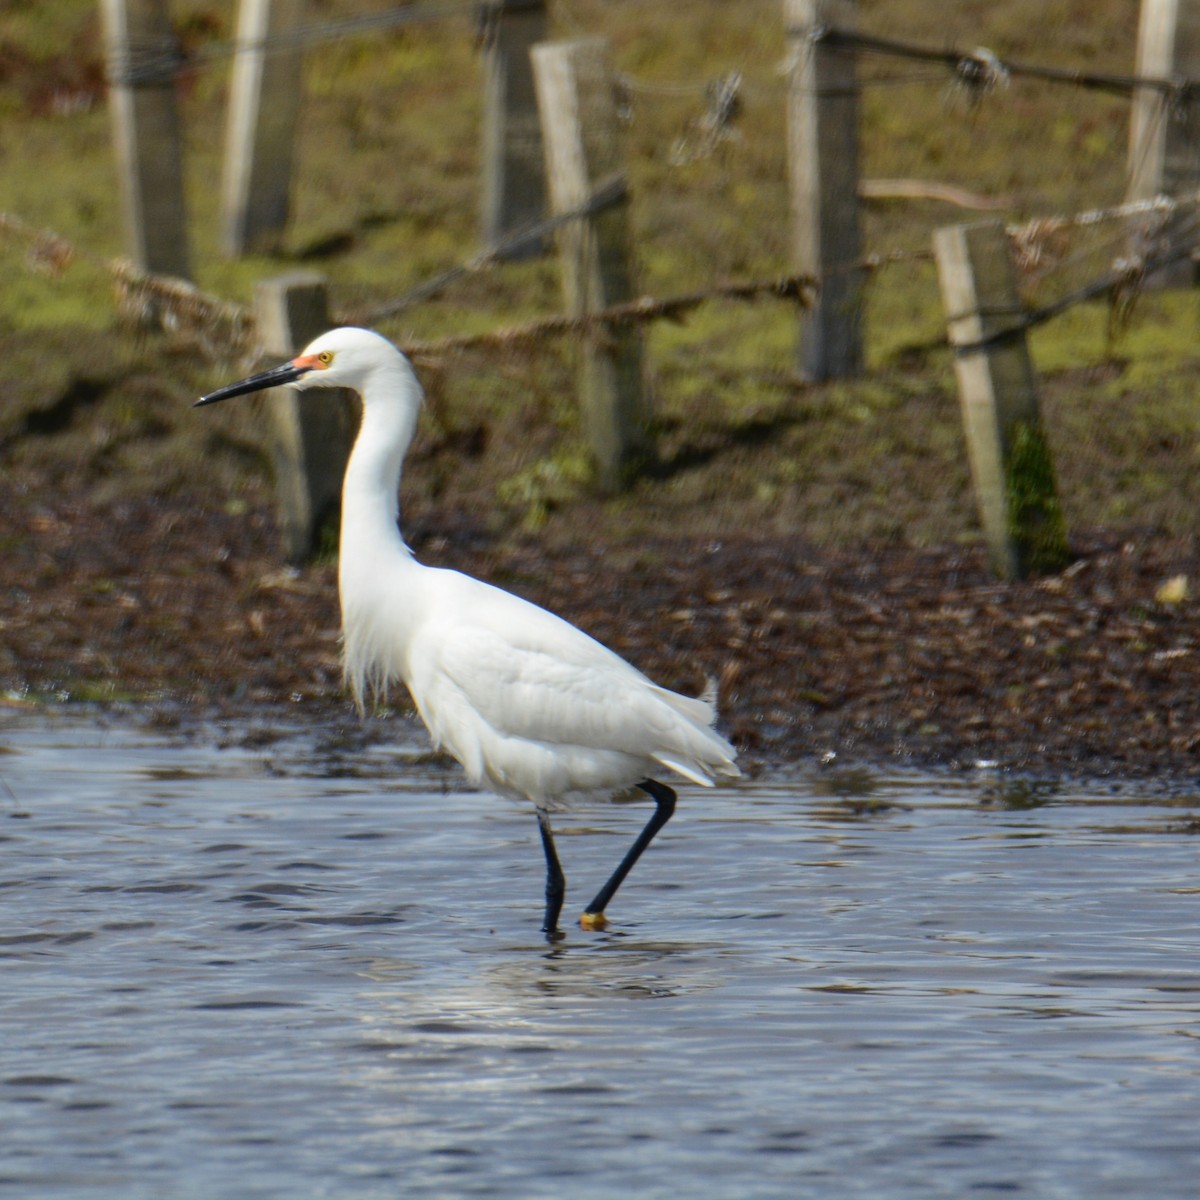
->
4, 466, 1200, 787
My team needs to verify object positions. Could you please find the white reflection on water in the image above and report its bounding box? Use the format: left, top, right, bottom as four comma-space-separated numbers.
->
1, 709, 1198, 1199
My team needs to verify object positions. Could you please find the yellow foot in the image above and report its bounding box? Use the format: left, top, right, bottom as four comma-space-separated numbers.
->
579, 911, 608, 931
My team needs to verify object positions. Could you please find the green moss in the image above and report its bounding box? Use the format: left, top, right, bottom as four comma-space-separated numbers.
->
1005, 418, 1069, 577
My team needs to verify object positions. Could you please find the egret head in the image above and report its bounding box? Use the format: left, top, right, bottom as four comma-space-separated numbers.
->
196, 327, 412, 407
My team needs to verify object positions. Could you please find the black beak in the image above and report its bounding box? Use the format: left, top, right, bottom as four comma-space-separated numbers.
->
194, 360, 312, 407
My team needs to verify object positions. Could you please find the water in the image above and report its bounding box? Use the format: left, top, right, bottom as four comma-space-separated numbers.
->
1, 709, 1198, 1199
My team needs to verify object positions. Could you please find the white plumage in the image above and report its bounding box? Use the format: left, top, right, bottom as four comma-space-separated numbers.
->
198, 326, 739, 935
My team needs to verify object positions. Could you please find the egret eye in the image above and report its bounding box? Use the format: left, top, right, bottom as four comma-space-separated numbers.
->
317, 351, 334, 366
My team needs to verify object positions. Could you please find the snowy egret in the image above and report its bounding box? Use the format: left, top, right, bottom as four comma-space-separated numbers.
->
197, 327, 739, 935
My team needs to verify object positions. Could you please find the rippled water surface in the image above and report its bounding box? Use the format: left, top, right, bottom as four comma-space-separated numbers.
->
2, 709, 1199, 1198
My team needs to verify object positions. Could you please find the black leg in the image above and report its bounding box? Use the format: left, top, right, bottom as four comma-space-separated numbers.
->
537, 811, 566, 938
581, 779, 677, 929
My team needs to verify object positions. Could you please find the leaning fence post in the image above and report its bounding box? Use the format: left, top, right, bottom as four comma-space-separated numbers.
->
531, 37, 649, 490
784, 0, 863, 381
479, 0, 548, 256
100, 0, 190, 280
254, 273, 355, 563
934, 220, 1068, 581
221, 0, 307, 257
1126, 0, 1200, 286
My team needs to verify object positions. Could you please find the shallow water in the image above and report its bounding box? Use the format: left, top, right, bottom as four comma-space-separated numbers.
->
1, 709, 1198, 1198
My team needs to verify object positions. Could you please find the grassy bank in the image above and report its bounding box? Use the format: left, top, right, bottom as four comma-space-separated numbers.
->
2, 0, 1197, 550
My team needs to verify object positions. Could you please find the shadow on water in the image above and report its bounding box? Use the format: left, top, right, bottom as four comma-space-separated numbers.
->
1, 709, 1199, 1199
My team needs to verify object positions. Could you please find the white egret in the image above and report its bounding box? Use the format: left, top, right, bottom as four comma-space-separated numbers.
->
197, 327, 739, 936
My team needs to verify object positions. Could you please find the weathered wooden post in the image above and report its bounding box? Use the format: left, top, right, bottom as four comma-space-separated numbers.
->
479, 0, 548, 255
531, 37, 649, 490
934, 220, 1069, 581
221, 0, 308, 257
784, 0, 863, 380
101, 0, 190, 279
254, 273, 355, 563
1127, 0, 1200, 285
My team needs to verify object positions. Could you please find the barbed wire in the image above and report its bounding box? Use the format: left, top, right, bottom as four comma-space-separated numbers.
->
348, 174, 630, 324
0, 212, 258, 360
1005, 194, 1184, 273
104, 6, 1171, 112
792, 25, 1199, 103
396, 272, 818, 357
2, 188, 1197, 367
595, 21, 1199, 114
668, 72, 744, 165
103, 5, 1198, 120
99, 2, 1174, 201
950, 235, 1199, 357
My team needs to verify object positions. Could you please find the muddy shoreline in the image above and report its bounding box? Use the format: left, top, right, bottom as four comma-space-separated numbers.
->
4, 483, 1200, 788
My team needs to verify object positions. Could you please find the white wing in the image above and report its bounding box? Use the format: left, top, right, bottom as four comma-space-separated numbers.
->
403, 569, 738, 805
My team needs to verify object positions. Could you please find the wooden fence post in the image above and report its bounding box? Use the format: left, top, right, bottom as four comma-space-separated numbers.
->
100, 0, 190, 280
221, 0, 307, 257
479, 0, 548, 256
254, 273, 355, 563
531, 37, 649, 490
784, 0, 863, 381
1127, 0, 1200, 286
934, 220, 1068, 581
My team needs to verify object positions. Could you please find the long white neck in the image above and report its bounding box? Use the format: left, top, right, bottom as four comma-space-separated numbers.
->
337, 357, 424, 711
339, 360, 422, 567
